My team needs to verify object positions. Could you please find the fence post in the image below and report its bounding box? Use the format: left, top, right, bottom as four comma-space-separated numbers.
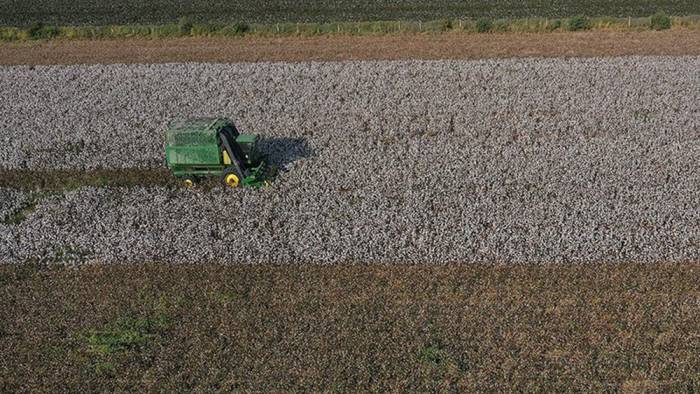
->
628, 16, 631, 28
419, 20, 422, 31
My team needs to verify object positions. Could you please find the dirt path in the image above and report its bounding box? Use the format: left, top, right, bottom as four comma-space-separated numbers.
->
2, 30, 699, 65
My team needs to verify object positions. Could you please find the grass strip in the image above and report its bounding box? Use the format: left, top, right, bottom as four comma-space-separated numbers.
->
2, 14, 699, 42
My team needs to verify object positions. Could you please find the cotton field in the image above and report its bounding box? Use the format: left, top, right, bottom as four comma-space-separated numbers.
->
0, 56, 698, 264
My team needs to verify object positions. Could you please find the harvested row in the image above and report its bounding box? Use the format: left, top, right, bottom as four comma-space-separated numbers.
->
0, 57, 698, 264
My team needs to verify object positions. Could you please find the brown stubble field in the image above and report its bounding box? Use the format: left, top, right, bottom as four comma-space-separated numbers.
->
2, 262, 700, 391
1, 30, 699, 65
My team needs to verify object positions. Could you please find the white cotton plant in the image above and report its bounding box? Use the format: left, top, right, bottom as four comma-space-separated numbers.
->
0, 56, 698, 264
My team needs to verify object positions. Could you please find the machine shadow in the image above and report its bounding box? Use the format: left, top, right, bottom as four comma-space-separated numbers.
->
257, 137, 316, 171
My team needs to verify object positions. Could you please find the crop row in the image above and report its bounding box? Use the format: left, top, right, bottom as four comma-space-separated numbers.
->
1, 57, 698, 171
1, 170, 698, 264
0, 57, 698, 264
0, 0, 699, 26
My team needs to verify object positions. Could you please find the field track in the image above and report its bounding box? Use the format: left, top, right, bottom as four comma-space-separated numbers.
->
2, 31, 699, 65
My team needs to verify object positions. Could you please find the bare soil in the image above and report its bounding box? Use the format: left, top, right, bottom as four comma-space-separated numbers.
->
2, 30, 699, 65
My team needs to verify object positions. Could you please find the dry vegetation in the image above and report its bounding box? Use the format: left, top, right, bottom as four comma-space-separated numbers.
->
2, 262, 700, 391
1, 30, 699, 65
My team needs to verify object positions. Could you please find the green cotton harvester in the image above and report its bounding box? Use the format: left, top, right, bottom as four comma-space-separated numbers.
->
165, 117, 268, 188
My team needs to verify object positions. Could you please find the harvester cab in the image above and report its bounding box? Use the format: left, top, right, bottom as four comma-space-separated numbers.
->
165, 117, 268, 188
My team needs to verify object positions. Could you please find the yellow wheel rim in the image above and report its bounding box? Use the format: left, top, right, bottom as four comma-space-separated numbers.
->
225, 174, 240, 188
183, 179, 194, 188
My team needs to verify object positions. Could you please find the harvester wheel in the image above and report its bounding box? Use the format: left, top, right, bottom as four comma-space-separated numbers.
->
222, 167, 242, 188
